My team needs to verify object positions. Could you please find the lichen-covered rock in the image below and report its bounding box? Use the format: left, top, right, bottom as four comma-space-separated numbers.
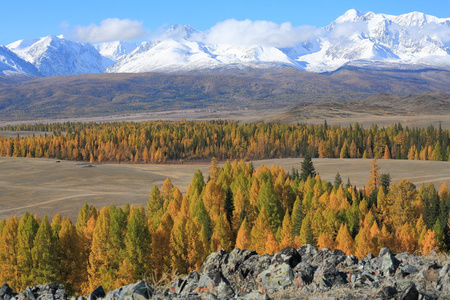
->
257, 263, 294, 293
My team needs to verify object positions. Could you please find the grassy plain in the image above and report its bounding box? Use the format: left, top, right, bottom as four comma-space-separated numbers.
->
0, 157, 448, 221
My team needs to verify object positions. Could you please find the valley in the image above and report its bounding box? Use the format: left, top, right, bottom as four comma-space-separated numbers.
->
1, 156, 448, 221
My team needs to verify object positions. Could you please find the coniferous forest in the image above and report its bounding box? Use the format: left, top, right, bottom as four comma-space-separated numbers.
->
0, 158, 448, 295
1, 121, 449, 163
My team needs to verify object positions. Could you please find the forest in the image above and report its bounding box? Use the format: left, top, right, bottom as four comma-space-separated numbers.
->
0, 121, 449, 163
0, 158, 448, 295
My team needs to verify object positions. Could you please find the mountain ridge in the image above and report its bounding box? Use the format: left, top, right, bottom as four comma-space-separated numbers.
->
1, 9, 450, 77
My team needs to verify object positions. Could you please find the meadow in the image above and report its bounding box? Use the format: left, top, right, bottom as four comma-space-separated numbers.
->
1, 156, 448, 220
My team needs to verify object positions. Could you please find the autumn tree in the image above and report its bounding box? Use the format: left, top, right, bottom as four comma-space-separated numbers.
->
31, 216, 56, 284
335, 224, 354, 256
365, 158, 380, 196
235, 218, 251, 250
119, 206, 151, 284
0, 216, 19, 288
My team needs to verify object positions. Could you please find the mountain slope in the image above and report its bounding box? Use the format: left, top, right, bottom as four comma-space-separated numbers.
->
0, 68, 449, 120
0, 46, 40, 76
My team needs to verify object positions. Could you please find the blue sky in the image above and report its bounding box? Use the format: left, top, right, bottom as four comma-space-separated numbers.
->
1, 0, 449, 45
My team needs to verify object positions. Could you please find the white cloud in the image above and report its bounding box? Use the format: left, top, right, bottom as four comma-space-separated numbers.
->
194, 19, 323, 48
70, 18, 147, 43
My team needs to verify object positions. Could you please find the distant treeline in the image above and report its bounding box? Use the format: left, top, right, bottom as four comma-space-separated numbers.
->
0, 159, 448, 295
0, 121, 449, 162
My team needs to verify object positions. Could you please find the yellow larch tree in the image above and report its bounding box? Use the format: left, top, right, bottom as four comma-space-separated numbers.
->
317, 232, 335, 250
250, 207, 271, 254
335, 224, 354, 256
0, 216, 19, 289
279, 210, 293, 249
422, 229, 438, 255
235, 218, 251, 250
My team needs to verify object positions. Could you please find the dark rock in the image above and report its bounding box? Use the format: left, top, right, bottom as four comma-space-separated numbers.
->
400, 283, 419, 300
377, 285, 397, 298
297, 244, 318, 263
88, 286, 105, 300
271, 247, 301, 268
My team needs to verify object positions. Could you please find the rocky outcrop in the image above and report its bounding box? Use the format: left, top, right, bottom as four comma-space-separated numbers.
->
2, 246, 450, 299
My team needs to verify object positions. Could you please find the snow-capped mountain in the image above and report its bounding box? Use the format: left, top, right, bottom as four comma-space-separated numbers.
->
2, 10, 450, 76
0, 46, 40, 76
7, 36, 105, 76
93, 41, 138, 68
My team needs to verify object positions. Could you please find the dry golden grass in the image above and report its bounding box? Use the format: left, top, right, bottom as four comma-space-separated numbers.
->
0, 157, 449, 221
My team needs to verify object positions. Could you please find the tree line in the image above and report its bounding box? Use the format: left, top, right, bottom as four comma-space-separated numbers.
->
0, 158, 448, 295
0, 121, 449, 162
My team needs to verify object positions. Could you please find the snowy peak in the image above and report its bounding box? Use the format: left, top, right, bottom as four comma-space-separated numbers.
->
93, 41, 138, 62
163, 24, 201, 40
335, 9, 365, 23
7, 36, 105, 76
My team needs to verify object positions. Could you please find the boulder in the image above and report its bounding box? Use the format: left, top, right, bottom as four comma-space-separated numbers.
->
271, 247, 301, 268
378, 248, 400, 276
257, 263, 294, 293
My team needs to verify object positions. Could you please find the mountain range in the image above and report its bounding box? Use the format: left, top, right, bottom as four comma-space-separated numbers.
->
1, 9, 450, 77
